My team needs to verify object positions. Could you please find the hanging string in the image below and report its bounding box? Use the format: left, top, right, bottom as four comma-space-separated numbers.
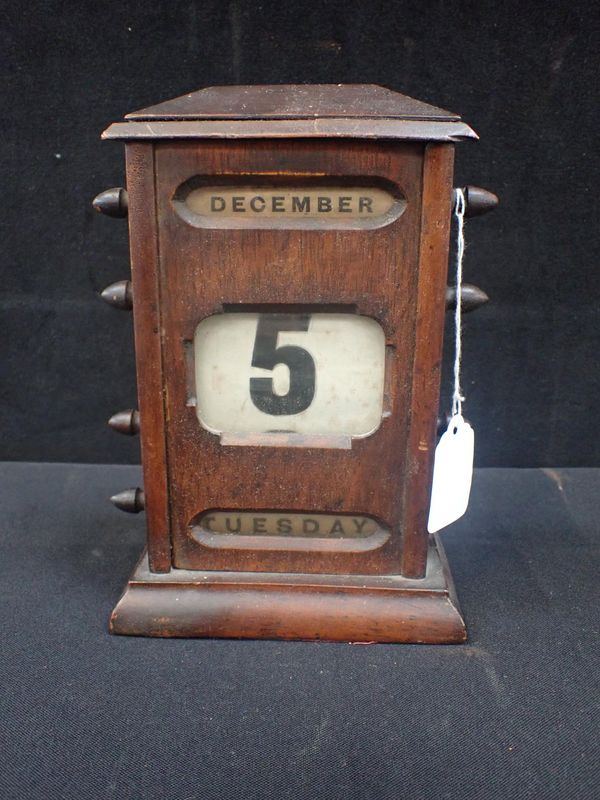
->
452, 189, 466, 418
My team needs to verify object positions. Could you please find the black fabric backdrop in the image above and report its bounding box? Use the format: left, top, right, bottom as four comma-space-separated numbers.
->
2, 0, 600, 466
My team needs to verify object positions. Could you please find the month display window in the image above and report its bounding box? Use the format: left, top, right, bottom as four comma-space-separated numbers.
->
173, 177, 406, 230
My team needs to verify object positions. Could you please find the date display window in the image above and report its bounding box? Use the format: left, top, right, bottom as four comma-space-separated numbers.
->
193, 312, 386, 448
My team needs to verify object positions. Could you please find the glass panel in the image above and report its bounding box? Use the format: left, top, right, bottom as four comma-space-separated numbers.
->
194, 312, 385, 442
189, 510, 391, 553
196, 511, 380, 537
173, 177, 406, 230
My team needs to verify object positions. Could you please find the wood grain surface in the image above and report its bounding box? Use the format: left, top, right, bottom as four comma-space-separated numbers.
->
123, 138, 455, 578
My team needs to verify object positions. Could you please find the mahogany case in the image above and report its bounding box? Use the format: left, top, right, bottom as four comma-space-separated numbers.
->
100, 84, 482, 642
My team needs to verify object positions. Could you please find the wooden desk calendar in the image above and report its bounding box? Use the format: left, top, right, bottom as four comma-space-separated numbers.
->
95, 84, 497, 642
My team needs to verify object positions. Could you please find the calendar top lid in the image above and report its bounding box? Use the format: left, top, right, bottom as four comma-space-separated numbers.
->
102, 84, 477, 142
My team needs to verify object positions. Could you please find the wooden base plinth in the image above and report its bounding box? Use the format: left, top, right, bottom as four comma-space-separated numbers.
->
110, 534, 466, 643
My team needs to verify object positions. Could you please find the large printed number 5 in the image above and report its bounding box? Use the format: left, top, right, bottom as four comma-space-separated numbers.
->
250, 315, 316, 415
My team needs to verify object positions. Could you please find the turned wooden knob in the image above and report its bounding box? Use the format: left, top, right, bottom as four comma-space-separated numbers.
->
445, 284, 489, 313
453, 185, 498, 217
110, 488, 145, 514
100, 280, 132, 310
108, 409, 140, 436
93, 187, 129, 218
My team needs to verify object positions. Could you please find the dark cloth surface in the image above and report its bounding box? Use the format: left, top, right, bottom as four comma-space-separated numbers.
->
0, 462, 598, 800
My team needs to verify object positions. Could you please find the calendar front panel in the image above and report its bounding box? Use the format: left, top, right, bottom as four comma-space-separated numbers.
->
154, 138, 428, 574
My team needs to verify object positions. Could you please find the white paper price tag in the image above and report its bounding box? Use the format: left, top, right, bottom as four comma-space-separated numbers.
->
427, 415, 474, 534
